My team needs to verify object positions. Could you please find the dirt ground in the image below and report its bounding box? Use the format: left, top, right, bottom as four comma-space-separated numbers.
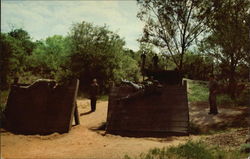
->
1, 99, 249, 159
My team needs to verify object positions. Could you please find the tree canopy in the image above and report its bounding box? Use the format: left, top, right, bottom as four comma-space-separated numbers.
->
199, 0, 250, 98
64, 21, 140, 92
137, 0, 209, 71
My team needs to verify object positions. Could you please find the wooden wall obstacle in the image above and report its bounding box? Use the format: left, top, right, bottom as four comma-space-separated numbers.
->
106, 81, 189, 137
4, 79, 79, 135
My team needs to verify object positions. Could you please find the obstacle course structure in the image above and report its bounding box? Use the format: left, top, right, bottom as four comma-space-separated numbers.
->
106, 70, 189, 137
4, 79, 79, 135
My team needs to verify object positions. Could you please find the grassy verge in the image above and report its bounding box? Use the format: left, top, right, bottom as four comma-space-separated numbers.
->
124, 140, 248, 159
187, 79, 250, 106
99, 95, 109, 101
187, 80, 209, 103
0, 90, 9, 127
0, 90, 9, 112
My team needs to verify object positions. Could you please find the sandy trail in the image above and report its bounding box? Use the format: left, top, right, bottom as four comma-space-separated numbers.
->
1, 99, 248, 159
1, 99, 189, 159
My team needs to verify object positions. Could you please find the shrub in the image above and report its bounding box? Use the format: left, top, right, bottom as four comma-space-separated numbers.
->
123, 141, 248, 159
167, 141, 213, 159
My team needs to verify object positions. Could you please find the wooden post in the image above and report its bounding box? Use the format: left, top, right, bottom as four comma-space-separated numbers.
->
74, 101, 80, 125
69, 79, 79, 130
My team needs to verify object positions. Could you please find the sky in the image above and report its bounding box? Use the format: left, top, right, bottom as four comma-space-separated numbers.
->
1, 0, 145, 51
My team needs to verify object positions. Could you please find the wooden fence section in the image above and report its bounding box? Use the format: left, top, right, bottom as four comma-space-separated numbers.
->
4, 79, 79, 135
106, 82, 189, 137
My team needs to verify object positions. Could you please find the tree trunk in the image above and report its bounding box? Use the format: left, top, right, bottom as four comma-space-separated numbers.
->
228, 59, 237, 99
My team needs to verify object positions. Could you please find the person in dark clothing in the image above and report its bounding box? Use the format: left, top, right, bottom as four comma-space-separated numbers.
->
152, 54, 159, 69
208, 75, 218, 115
141, 53, 146, 69
90, 78, 99, 112
141, 53, 146, 81
118, 77, 163, 101
12, 77, 19, 86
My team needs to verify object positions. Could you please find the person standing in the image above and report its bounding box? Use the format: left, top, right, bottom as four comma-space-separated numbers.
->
141, 52, 146, 81
152, 54, 159, 70
208, 75, 218, 115
90, 78, 99, 112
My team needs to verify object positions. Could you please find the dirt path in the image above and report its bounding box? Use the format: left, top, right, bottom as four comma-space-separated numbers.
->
189, 101, 249, 132
1, 99, 189, 159
1, 99, 249, 159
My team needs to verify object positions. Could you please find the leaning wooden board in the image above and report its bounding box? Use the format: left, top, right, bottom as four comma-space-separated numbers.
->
106, 82, 189, 137
4, 79, 79, 135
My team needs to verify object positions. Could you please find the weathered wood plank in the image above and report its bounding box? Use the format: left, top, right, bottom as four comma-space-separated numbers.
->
5, 79, 80, 135
106, 82, 189, 137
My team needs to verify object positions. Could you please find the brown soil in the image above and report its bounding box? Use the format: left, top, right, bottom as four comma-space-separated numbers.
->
1, 99, 249, 159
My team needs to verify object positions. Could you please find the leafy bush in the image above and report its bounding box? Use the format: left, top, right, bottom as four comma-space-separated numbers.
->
123, 141, 247, 159
167, 141, 213, 159
66, 21, 140, 93
0, 29, 35, 90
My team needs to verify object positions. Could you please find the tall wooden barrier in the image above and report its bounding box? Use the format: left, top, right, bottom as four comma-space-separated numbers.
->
4, 79, 79, 135
106, 82, 189, 137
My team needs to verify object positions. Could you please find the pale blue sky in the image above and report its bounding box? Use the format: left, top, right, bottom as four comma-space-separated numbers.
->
1, 0, 144, 51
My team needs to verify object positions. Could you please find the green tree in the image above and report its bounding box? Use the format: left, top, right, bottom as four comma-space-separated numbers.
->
8, 28, 35, 55
67, 21, 139, 92
29, 35, 70, 78
0, 29, 35, 89
182, 51, 214, 80
0, 33, 13, 89
199, 0, 250, 98
137, 0, 210, 71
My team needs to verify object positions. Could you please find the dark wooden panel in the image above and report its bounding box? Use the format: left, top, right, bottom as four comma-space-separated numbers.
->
5, 79, 79, 135
109, 126, 188, 133
106, 83, 189, 137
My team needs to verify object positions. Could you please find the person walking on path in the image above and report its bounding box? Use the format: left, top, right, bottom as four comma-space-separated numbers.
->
89, 78, 99, 112
208, 75, 218, 115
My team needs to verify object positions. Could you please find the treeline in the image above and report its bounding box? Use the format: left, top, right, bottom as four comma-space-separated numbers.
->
0, 22, 140, 93
137, 0, 250, 99
1, 0, 250, 99
0, 23, 217, 93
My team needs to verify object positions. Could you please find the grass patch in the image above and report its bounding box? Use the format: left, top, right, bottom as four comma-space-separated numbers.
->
99, 95, 109, 101
216, 94, 235, 106
217, 92, 250, 107
240, 143, 250, 153
124, 140, 248, 159
0, 90, 9, 128
0, 90, 9, 112
187, 80, 250, 107
188, 80, 209, 102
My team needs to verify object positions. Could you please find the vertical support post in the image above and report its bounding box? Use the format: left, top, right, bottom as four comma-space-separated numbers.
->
182, 79, 187, 87
74, 101, 80, 125
69, 79, 79, 130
